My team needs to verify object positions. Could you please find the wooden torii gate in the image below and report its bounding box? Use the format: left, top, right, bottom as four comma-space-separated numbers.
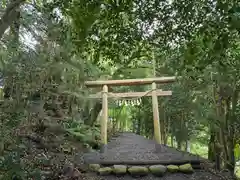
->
85, 77, 175, 145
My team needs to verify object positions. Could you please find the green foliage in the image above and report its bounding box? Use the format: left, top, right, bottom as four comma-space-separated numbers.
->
1, 0, 240, 178
65, 119, 100, 147
235, 144, 240, 161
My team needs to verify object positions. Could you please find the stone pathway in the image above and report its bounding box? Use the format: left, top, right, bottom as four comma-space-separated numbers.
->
84, 132, 204, 164
82, 132, 232, 180
82, 171, 229, 180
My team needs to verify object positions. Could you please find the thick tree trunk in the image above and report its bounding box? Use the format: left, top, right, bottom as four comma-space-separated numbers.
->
0, 0, 25, 39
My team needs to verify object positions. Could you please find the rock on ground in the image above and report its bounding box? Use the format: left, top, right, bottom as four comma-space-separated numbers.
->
149, 165, 167, 176
128, 166, 149, 176
113, 165, 127, 175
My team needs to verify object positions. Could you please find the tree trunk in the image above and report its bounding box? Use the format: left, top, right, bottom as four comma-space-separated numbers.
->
160, 118, 165, 143
124, 118, 128, 131
164, 117, 170, 145
185, 140, 190, 152
212, 83, 225, 170
2, 1, 21, 102
10, 0, 20, 45
136, 118, 141, 135
84, 102, 102, 126
116, 118, 120, 131
208, 131, 216, 161
171, 134, 174, 147
0, 0, 24, 39
177, 140, 182, 150
225, 88, 238, 174
161, 108, 168, 144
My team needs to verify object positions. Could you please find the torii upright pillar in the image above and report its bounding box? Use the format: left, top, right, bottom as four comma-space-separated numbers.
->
151, 82, 161, 143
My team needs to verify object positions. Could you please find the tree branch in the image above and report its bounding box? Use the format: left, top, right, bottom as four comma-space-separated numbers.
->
0, 0, 25, 40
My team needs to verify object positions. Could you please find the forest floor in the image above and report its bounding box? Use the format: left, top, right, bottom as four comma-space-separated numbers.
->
1, 121, 91, 180
1, 123, 234, 180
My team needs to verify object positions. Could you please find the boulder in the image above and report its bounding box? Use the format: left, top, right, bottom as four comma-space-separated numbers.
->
113, 165, 127, 175
179, 163, 194, 173
88, 164, 100, 172
167, 165, 179, 173
98, 167, 112, 175
149, 165, 167, 176
128, 166, 149, 176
